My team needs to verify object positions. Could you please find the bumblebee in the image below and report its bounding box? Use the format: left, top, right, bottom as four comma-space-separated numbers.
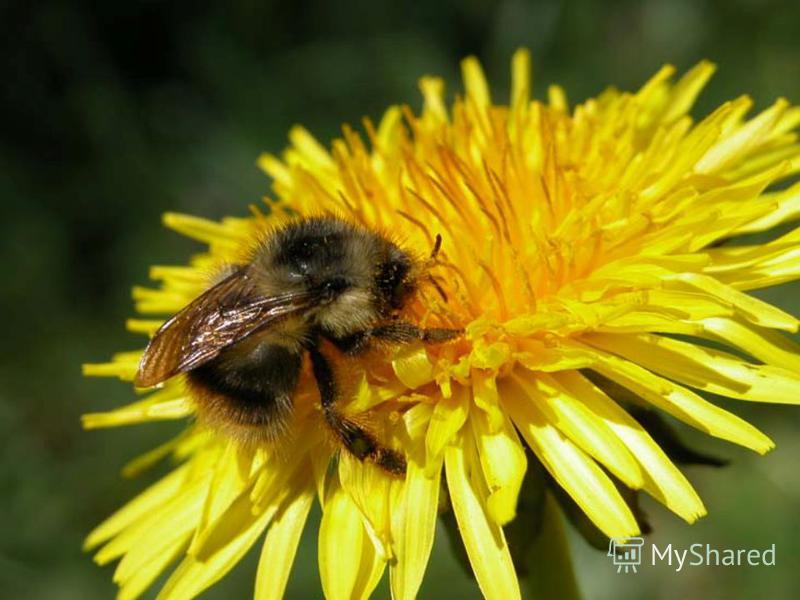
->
135, 216, 460, 474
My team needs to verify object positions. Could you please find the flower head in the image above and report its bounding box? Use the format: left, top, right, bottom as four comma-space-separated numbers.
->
84, 50, 800, 600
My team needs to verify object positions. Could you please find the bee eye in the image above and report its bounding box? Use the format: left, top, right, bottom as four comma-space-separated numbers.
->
377, 258, 411, 308
321, 278, 348, 301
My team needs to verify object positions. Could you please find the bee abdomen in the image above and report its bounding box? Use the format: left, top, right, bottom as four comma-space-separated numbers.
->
186, 343, 302, 442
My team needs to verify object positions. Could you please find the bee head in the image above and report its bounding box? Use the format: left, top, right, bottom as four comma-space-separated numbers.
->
263, 217, 424, 335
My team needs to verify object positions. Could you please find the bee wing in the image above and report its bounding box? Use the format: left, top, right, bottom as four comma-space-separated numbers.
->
135, 267, 314, 387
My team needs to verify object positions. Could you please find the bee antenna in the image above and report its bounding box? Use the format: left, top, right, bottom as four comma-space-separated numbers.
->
424, 234, 447, 302
428, 273, 448, 303
429, 233, 443, 261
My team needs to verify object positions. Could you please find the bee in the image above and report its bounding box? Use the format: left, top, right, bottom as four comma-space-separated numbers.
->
135, 216, 461, 474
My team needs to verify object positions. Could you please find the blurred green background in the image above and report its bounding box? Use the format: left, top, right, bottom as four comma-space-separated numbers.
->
2, 0, 799, 598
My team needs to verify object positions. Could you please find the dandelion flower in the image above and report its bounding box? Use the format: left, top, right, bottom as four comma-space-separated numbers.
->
84, 50, 800, 600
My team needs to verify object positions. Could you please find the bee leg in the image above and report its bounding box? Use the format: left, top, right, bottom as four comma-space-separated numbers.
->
371, 322, 463, 344
309, 346, 406, 475
327, 323, 462, 356
325, 330, 371, 355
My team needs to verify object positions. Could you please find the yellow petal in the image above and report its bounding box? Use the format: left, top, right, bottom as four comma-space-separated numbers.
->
586, 332, 800, 404
513, 339, 594, 372
148, 264, 206, 288
510, 48, 531, 113
84, 463, 190, 550
392, 346, 435, 389
250, 443, 315, 512
734, 181, 800, 234
288, 125, 336, 172
82, 354, 140, 381
718, 250, 800, 290
419, 76, 447, 123
389, 456, 441, 600
471, 370, 505, 431
193, 453, 308, 565
607, 289, 735, 322
555, 371, 706, 524
257, 152, 293, 187
444, 441, 520, 600
338, 454, 397, 561
402, 401, 435, 445
425, 384, 469, 471
190, 484, 279, 564
470, 340, 512, 370
375, 105, 403, 150
705, 240, 797, 275
568, 340, 774, 454
120, 445, 173, 482
112, 493, 201, 583
503, 312, 573, 336
318, 484, 385, 600
161, 212, 246, 246
666, 272, 798, 331
501, 379, 640, 539
82, 392, 191, 429
639, 104, 725, 201
635, 64, 675, 104
156, 505, 274, 600
513, 370, 644, 489
255, 483, 315, 600
461, 56, 491, 109
701, 316, 800, 371
189, 442, 252, 556
469, 405, 527, 525
94, 467, 213, 566
117, 535, 189, 600
696, 99, 789, 173
660, 60, 716, 123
